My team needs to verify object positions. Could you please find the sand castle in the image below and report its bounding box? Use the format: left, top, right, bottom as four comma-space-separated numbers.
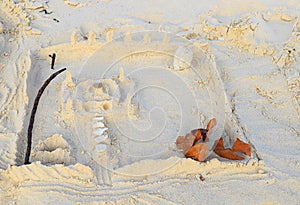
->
0, 1, 299, 203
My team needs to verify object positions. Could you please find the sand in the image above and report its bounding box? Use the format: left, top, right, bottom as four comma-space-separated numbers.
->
0, 0, 299, 204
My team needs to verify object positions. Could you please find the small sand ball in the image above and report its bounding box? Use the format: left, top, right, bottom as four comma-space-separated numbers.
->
95, 144, 107, 152
173, 46, 193, 71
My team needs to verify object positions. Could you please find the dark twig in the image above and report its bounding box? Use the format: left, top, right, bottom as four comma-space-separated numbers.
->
24, 68, 67, 165
49, 53, 56, 69
39, 9, 53, 14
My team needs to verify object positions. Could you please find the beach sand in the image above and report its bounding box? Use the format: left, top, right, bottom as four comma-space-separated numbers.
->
0, 0, 299, 204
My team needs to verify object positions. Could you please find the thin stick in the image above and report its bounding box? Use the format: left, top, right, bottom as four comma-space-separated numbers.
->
49, 53, 56, 70
24, 68, 67, 165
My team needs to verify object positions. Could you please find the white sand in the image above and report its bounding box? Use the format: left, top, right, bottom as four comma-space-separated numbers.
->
0, 0, 299, 204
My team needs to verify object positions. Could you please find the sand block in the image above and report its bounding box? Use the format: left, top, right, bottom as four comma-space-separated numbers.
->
93, 122, 105, 128
94, 135, 109, 143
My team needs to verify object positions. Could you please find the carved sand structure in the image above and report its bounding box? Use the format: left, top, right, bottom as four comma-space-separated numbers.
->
0, 0, 299, 204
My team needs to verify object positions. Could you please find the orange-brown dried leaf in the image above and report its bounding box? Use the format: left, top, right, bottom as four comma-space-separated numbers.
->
194, 129, 203, 142
213, 149, 245, 160
206, 118, 217, 138
206, 118, 217, 131
232, 138, 251, 156
213, 137, 245, 160
191, 129, 206, 143
185, 143, 209, 162
213, 137, 224, 150
176, 133, 195, 154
